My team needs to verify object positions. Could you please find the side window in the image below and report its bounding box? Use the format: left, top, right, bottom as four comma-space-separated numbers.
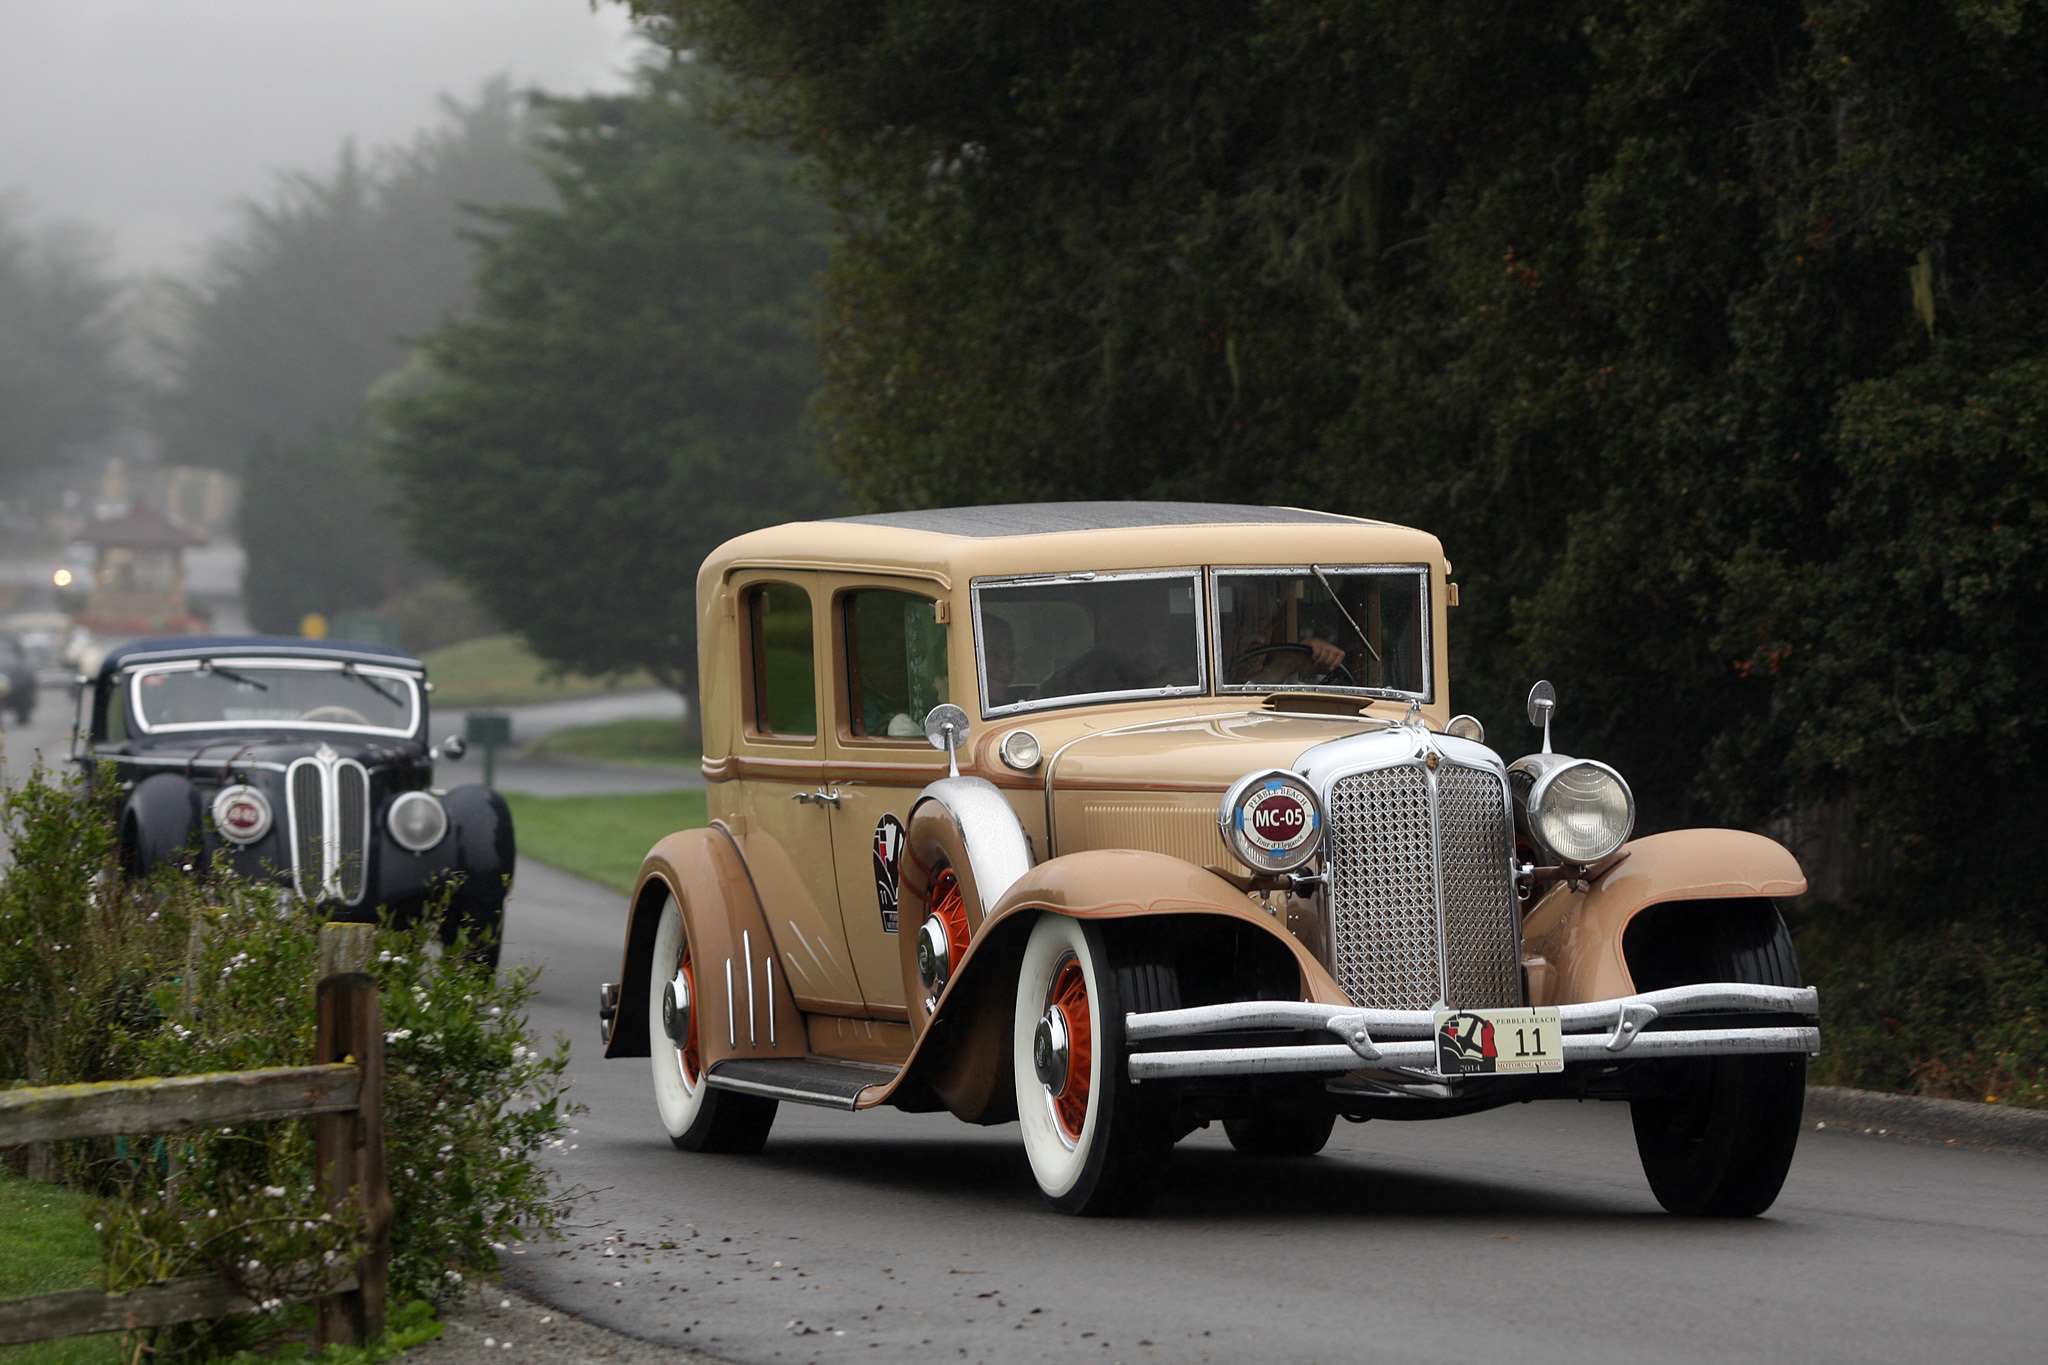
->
748, 582, 816, 737
845, 589, 949, 738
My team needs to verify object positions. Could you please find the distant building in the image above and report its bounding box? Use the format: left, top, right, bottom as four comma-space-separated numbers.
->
74, 503, 208, 636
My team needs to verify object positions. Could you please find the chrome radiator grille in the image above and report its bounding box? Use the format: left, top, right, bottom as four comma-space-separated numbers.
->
289, 763, 325, 900
1324, 761, 1521, 1010
286, 752, 372, 905
336, 763, 368, 903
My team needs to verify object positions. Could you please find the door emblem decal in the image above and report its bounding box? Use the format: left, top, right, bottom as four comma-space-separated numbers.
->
872, 813, 907, 934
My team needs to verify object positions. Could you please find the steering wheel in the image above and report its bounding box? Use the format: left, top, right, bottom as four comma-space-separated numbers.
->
297, 705, 371, 725
1226, 642, 1356, 687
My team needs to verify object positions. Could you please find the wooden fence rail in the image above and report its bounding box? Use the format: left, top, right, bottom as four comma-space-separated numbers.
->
0, 922, 389, 1349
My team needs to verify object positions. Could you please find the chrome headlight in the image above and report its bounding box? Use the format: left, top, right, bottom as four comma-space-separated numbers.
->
1218, 769, 1323, 872
1524, 759, 1634, 864
387, 790, 449, 852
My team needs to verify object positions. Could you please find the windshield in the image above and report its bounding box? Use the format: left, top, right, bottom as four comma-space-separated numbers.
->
1212, 566, 1429, 699
974, 572, 1205, 715
126, 659, 421, 736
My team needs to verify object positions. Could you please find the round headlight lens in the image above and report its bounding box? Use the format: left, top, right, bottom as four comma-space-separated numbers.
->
1218, 769, 1323, 872
387, 790, 449, 852
999, 729, 1042, 771
1530, 761, 1634, 864
212, 785, 273, 843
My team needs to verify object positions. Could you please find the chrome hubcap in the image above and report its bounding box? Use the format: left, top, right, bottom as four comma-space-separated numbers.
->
915, 915, 953, 992
1033, 1005, 1071, 1096
661, 971, 691, 1045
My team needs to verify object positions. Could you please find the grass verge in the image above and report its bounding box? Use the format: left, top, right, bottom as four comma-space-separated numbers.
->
421, 634, 656, 708
526, 717, 699, 769
504, 790, 708, 894
0, 1169, 121, 1364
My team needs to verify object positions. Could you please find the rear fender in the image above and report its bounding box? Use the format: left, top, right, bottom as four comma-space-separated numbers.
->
603, 824, 805, 1065
883, 849, 1344, 1122
1520, 828, 1807, 1004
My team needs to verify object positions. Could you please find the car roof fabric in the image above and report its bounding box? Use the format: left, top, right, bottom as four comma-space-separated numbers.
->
825, 501, 1369, 538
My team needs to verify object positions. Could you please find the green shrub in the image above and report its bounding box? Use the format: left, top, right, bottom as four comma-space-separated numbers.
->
1800, 905, 2048, 1110
0, 771, 578, 1359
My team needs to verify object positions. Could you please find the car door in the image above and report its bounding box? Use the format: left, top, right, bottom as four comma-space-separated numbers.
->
820, 573, 956, 1018
724, 569, 865, 1012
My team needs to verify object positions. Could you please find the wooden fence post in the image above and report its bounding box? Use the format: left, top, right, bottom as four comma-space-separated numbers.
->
313, 923, 389, 1348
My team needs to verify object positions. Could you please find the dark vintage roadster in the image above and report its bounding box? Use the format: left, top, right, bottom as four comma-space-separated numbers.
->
76, 635, 515, 963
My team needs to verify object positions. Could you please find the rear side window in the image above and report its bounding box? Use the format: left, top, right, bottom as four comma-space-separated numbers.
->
748, 582, 816, 737
845, 589, 949, 738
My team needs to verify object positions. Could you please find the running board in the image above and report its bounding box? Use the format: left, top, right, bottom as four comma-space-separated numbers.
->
705, 1057, 899, 1110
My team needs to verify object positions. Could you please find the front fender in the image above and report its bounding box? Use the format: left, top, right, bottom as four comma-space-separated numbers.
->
884, 850, 1347, 1122
603, 824, 804, 1065
1521, 828, 1807, 1004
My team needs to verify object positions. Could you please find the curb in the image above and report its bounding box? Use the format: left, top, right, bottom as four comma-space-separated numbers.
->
1803, 1085, 2048, 1156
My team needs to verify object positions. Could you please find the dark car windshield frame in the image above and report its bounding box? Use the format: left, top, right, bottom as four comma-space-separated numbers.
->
123, 657, 422, 737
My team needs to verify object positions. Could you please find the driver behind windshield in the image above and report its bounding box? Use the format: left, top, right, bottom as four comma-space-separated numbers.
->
1217, 575, 1351, 686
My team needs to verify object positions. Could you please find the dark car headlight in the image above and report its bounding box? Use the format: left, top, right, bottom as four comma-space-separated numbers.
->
387, 790, 449, 852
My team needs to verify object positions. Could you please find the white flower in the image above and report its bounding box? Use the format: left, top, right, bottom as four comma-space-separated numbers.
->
262, 1186, 286, 1198
384, 1029, 413, 1043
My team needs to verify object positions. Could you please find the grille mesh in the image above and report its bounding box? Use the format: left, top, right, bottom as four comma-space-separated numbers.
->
289, 762, 324, 899
1435, 766, 1522, 1007
336, 763, 368, 904
1324, 761, 1521, 1010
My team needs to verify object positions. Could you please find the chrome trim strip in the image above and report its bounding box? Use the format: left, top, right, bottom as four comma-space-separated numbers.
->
94, 752, 293, 774
765, 957, 776, 1046
1128, 1026, 1821, 1080
1126, 983, 1819, 1043
725, 958, 736, 1047
743, 929, 755, 1047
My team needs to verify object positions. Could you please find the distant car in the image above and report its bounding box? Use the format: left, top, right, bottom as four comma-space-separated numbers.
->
0, 631, 35, 723
76, 635, 515, 963
601, 502, 1819, 1218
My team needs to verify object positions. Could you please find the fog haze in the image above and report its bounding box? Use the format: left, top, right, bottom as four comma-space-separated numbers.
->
0, 0, 641, 274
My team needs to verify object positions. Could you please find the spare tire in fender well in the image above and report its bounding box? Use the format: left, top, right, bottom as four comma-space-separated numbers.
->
120, 772, 204, 877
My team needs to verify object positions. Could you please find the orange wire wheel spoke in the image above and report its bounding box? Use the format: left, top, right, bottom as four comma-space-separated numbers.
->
1049, 955, 1093, 1141
677, 942, 701, 1088
930, 866, 970, 977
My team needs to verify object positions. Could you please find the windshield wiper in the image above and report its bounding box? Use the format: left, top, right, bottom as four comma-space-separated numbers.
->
340, 660, 405, 709
1308, 564, 1382, 665
199, 659, 269, 690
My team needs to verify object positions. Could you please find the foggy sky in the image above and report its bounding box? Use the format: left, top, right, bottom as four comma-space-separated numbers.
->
0, 0, 641, 276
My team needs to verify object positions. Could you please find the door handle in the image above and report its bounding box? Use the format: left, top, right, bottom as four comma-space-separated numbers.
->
790, 788, 843, 807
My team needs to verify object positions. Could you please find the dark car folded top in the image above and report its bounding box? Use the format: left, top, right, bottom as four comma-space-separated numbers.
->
76, 635, 514, 963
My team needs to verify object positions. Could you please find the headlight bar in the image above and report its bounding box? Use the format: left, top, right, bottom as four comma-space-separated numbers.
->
1124, 982, 1819, 1081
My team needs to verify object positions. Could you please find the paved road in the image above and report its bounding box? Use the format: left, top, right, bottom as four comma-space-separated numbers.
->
500, 858, 2048, 1365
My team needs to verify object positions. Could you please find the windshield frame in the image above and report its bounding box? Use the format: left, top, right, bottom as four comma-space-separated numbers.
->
1208, 563, 1434, 705
123, 656, 424, 738
971, 568, 1210, 718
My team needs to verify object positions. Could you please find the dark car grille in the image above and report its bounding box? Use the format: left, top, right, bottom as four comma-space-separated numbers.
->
1323, 760, 1521, 1011
289, 761, 325, 900
336, 762, 368, 903
286, 755, 372, 905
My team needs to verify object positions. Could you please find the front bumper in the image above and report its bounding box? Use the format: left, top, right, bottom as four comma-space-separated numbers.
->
1125, 983, 1819, 1081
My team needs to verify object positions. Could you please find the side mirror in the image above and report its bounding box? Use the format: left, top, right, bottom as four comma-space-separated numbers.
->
923, 703, 970, 778
1526, 680, 1556, 755
432, 734, 468, 761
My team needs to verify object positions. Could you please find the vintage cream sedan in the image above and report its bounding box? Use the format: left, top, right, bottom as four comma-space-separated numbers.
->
601, 503, 1817, 1216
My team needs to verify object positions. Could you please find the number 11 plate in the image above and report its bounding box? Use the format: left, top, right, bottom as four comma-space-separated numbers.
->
1432, 1007, 1564, 1075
